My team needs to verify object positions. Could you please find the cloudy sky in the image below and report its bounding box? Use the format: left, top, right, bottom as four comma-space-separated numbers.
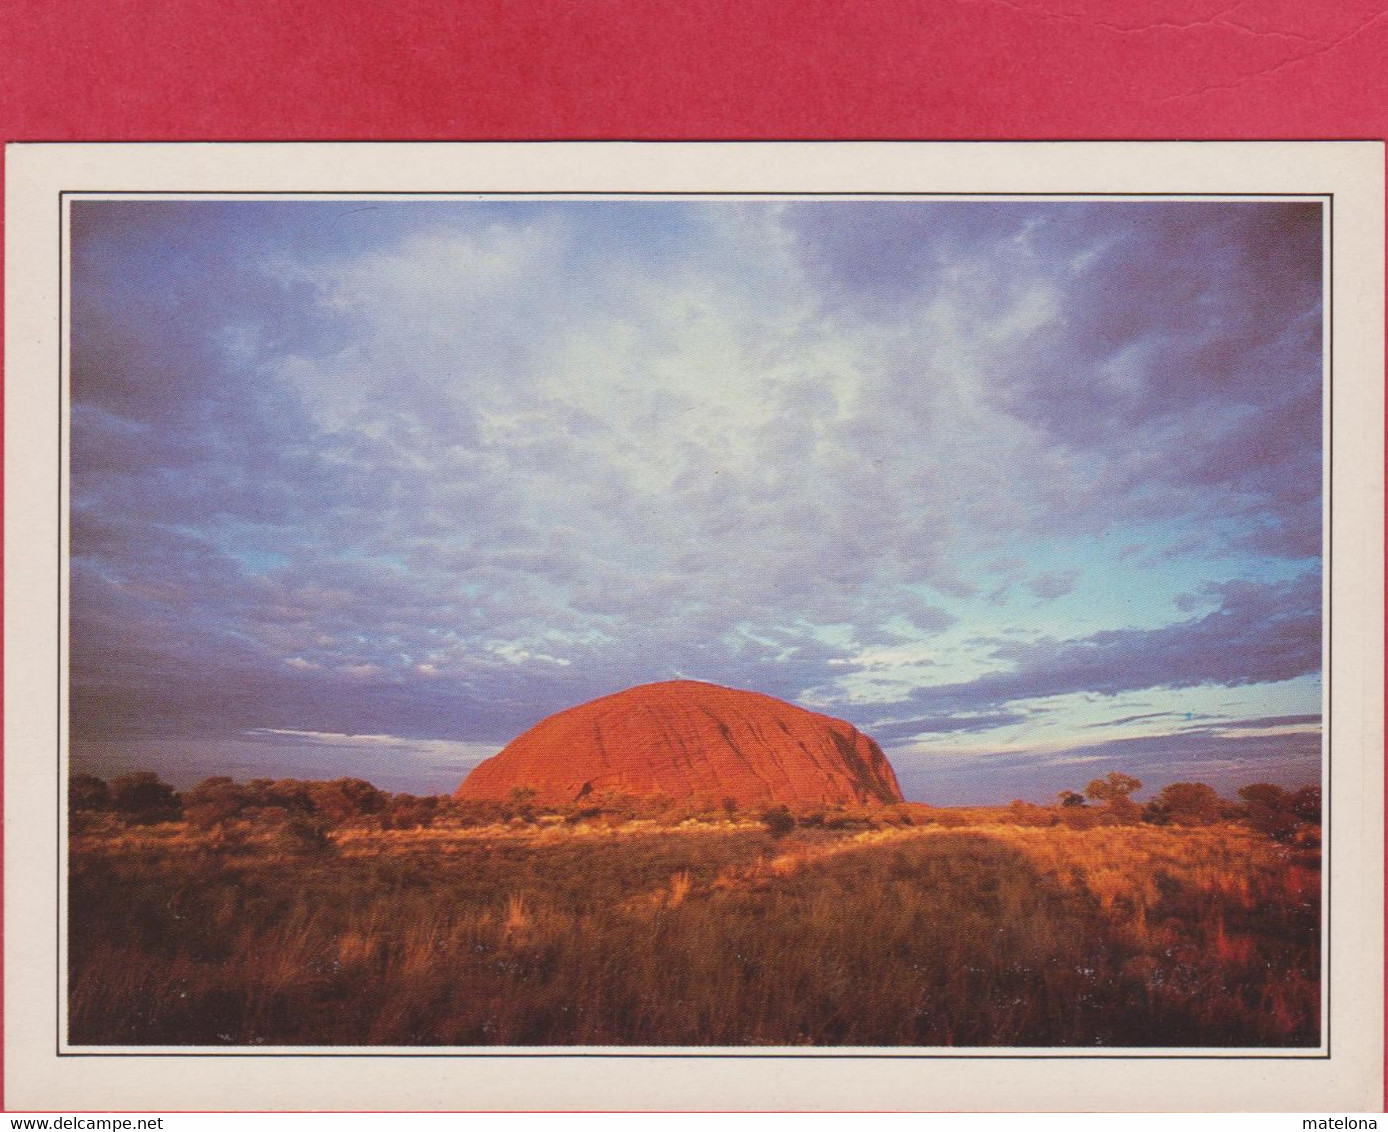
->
68, 197, 1324, 803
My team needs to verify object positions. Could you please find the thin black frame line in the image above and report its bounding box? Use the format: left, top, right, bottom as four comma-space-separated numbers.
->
1324, 191, 1334, 1060
57, 1050, 1330, 1060
57, 190, 1332, 199
55, 189, 1337, 1063
56, 187, 67, 1062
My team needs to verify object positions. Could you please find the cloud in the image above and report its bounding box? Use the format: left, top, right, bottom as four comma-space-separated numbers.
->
69, 732, 500, 794
870, 710, 1033, 741
896, 571, 1320, 715
891, 723, 1320, 806
1207, 713, 1321, 732
783, 200, 1322, 557
70, 203, 966, 739
1026, 569, 1081, 601
1082, 711, 1192, 729
66, 200, 1325, 799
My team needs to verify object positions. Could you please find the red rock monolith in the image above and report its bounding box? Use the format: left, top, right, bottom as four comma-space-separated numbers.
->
456, 679, 904, 807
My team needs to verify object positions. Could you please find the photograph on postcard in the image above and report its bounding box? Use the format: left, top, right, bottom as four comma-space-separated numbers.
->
61, 191, 1329, 1051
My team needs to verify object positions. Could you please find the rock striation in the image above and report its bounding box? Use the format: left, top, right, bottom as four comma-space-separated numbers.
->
456, 679, 903, 807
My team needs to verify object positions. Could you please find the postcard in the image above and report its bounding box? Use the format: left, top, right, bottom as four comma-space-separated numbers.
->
4, 141, 1383, 1111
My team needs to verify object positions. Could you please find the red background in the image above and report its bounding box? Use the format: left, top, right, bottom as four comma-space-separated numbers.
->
4, 0, 1388, 141
3, 0, 1386, 1113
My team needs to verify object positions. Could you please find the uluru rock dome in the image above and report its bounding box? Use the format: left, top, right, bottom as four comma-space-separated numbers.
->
456, 680, 904, 807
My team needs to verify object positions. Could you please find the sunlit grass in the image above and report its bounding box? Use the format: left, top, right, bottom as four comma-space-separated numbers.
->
68, 813, 1319, 1048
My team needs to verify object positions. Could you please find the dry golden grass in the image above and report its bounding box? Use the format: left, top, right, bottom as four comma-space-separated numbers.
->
68, 812, 1318, 1048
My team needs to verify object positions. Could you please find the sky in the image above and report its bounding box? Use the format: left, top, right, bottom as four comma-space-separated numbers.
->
68, 197, 1325, 804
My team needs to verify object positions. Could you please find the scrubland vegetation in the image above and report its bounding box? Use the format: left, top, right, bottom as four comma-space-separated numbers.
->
68, 771, 1321, 1047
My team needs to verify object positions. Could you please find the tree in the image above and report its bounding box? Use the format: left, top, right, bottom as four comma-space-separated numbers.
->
1084, 772, 1143, 825
1057, 790, 1086, 808
69, 773, 111, 812
383, 792, 439, 830
1238, 782, 1289, 810
1291, 785, 1322, 824
1239, 782, 1301, 841
259, 779, 314, 813
110, 771, 181, 824
1152, 781, 1223, 826
1085, 772, 1142, 804
182, 776, 250, 829
307, 777, 386, 824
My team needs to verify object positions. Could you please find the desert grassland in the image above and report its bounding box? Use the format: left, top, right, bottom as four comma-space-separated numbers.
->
68, 814, 1319, 1048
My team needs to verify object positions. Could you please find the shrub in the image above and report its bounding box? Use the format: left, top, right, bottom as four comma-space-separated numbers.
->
1291, 785, 1322, 824
1008, 800, 1055, 827
383, 793, 440, 830
1056, 806, 1101, 831
449, 797, 508, 826
307, 778, 386, 824
636, 792, 677, 820
588, 788, 640, 822
183, 776, 250, 830
1085, 772, 1142, 804
252, 778, 316, 814
1239, 782, 1289, 809
669, 793, 722, 824
878, 804, 916, 827
270, 814, 335, 856
110, 771, 181, 824
1101, 796, 1145, 826
1243, 787, 1304, 837
69, 773, 111, 812
1150, 782, 1224, 826
761, 804, 796, 838
1141, 800, 1169, 825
